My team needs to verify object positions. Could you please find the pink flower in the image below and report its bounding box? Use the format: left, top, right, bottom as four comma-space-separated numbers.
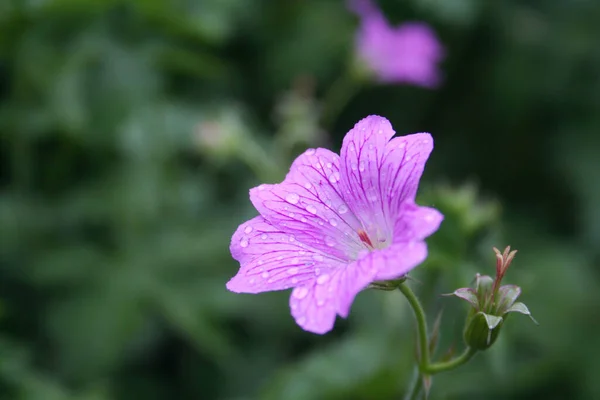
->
227, 116, 443, 334
351, 0, 444, 87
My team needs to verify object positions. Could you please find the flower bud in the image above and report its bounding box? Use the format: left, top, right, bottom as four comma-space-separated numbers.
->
463, 311, 503, 350
447, 246, 537, 351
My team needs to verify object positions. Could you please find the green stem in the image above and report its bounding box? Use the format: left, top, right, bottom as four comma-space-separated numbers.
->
398, 283, 430, 370
425, 347, 477, 374
398, 282, 478, 399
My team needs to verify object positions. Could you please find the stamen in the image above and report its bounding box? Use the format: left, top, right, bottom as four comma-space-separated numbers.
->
358, 229, 374, 248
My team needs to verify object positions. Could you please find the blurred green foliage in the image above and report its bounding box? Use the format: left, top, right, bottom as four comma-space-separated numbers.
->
1, 0, 600, 399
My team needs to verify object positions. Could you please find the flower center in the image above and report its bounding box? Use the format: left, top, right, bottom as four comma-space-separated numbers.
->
357, 228, 389, 251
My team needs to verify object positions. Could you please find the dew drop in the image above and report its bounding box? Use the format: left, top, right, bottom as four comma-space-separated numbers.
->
317, 299, 325, 306
406, 155, 412, 162
378, 129, 383, 134
305, 148, 316, 155
338, 204, 349, 214
244, 226, 253, 234
324, 236, 336, 247
285, 193, 300, 204
313, 254, 324, 262
289, 234, 296, 242
260, 233, 268, 240
240, 238, 249, 248
367, 187, 378, 203
262, 271, 269, 278
317, 274, 330, 285
369, 143, 374, 150
294, 287, 309, 299
304, 182, 312, 189
358, 162, 365, 172
328, 174, 337, 183
291, 258, 300, 264
351, 162, 358, 171
326, 162, 332, 169
289, 212, 295, 218
291, 277, 298, 284
306, 204, 317, 214
277, 256, 283, 261
398, 142, 406, 149
249, 278, 255, 284
301, 217, 307, 223
287, 267, 299, 275
297, 316, 306, 325
314, 267, 321, 276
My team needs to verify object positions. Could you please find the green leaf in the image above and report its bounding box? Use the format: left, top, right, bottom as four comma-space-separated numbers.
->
506, 302, 539, 325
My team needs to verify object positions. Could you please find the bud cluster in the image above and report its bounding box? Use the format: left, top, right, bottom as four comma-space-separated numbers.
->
448, 246, 537, 350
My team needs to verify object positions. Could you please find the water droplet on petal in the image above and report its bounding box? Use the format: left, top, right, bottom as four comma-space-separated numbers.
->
286, 193, 299, 204
261, 233, 268, 240
240, 238, 249, 248
351, 162, 358, 171
329, 218, 338, 227
249, 278, 255, 284
328, 174, 337, 183
304, 182, 312, 189
297, 316, 306, 325
289, 234, 295, 242
326, 162, 332, 169
291, 277, 298, 284
406, 155, 412, 162
289, 212, 295, 218
367, 187, 378, 202
305, 149, 316, 155
287, 267, 299, 275
325, 236, 336, 247
313, 254, 324, 262
314, 267, 321, 276
317, 274, 330, 285
359, 162, 365, 172
244, 226, 253, 234
369, 143, 374, 150
291, 258, 300, 264
301, 217, 307, 223
306, 204, 317, 214
294, 287, 309, 299
398, 142, 406, 149
338, 204, 349, 214
262, 271, 269, 278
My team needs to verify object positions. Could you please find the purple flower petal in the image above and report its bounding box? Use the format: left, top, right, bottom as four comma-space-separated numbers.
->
228, 216, 346, 293
394, 204, 444, 242
339, 116, 434, 244
250, 148, 365, 261
356, 241, 428, 281
290, 259, 375, 334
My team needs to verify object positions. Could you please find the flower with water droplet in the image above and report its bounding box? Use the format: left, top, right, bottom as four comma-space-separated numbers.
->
227, 115, 442, 334
349, 0, 445, 88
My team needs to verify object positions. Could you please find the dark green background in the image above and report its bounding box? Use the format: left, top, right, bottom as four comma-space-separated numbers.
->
1, 0, 599, 399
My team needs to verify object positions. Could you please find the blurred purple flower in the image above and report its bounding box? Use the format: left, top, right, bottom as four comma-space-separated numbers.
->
350, 0, 444, 87
226, 115, 442, 334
